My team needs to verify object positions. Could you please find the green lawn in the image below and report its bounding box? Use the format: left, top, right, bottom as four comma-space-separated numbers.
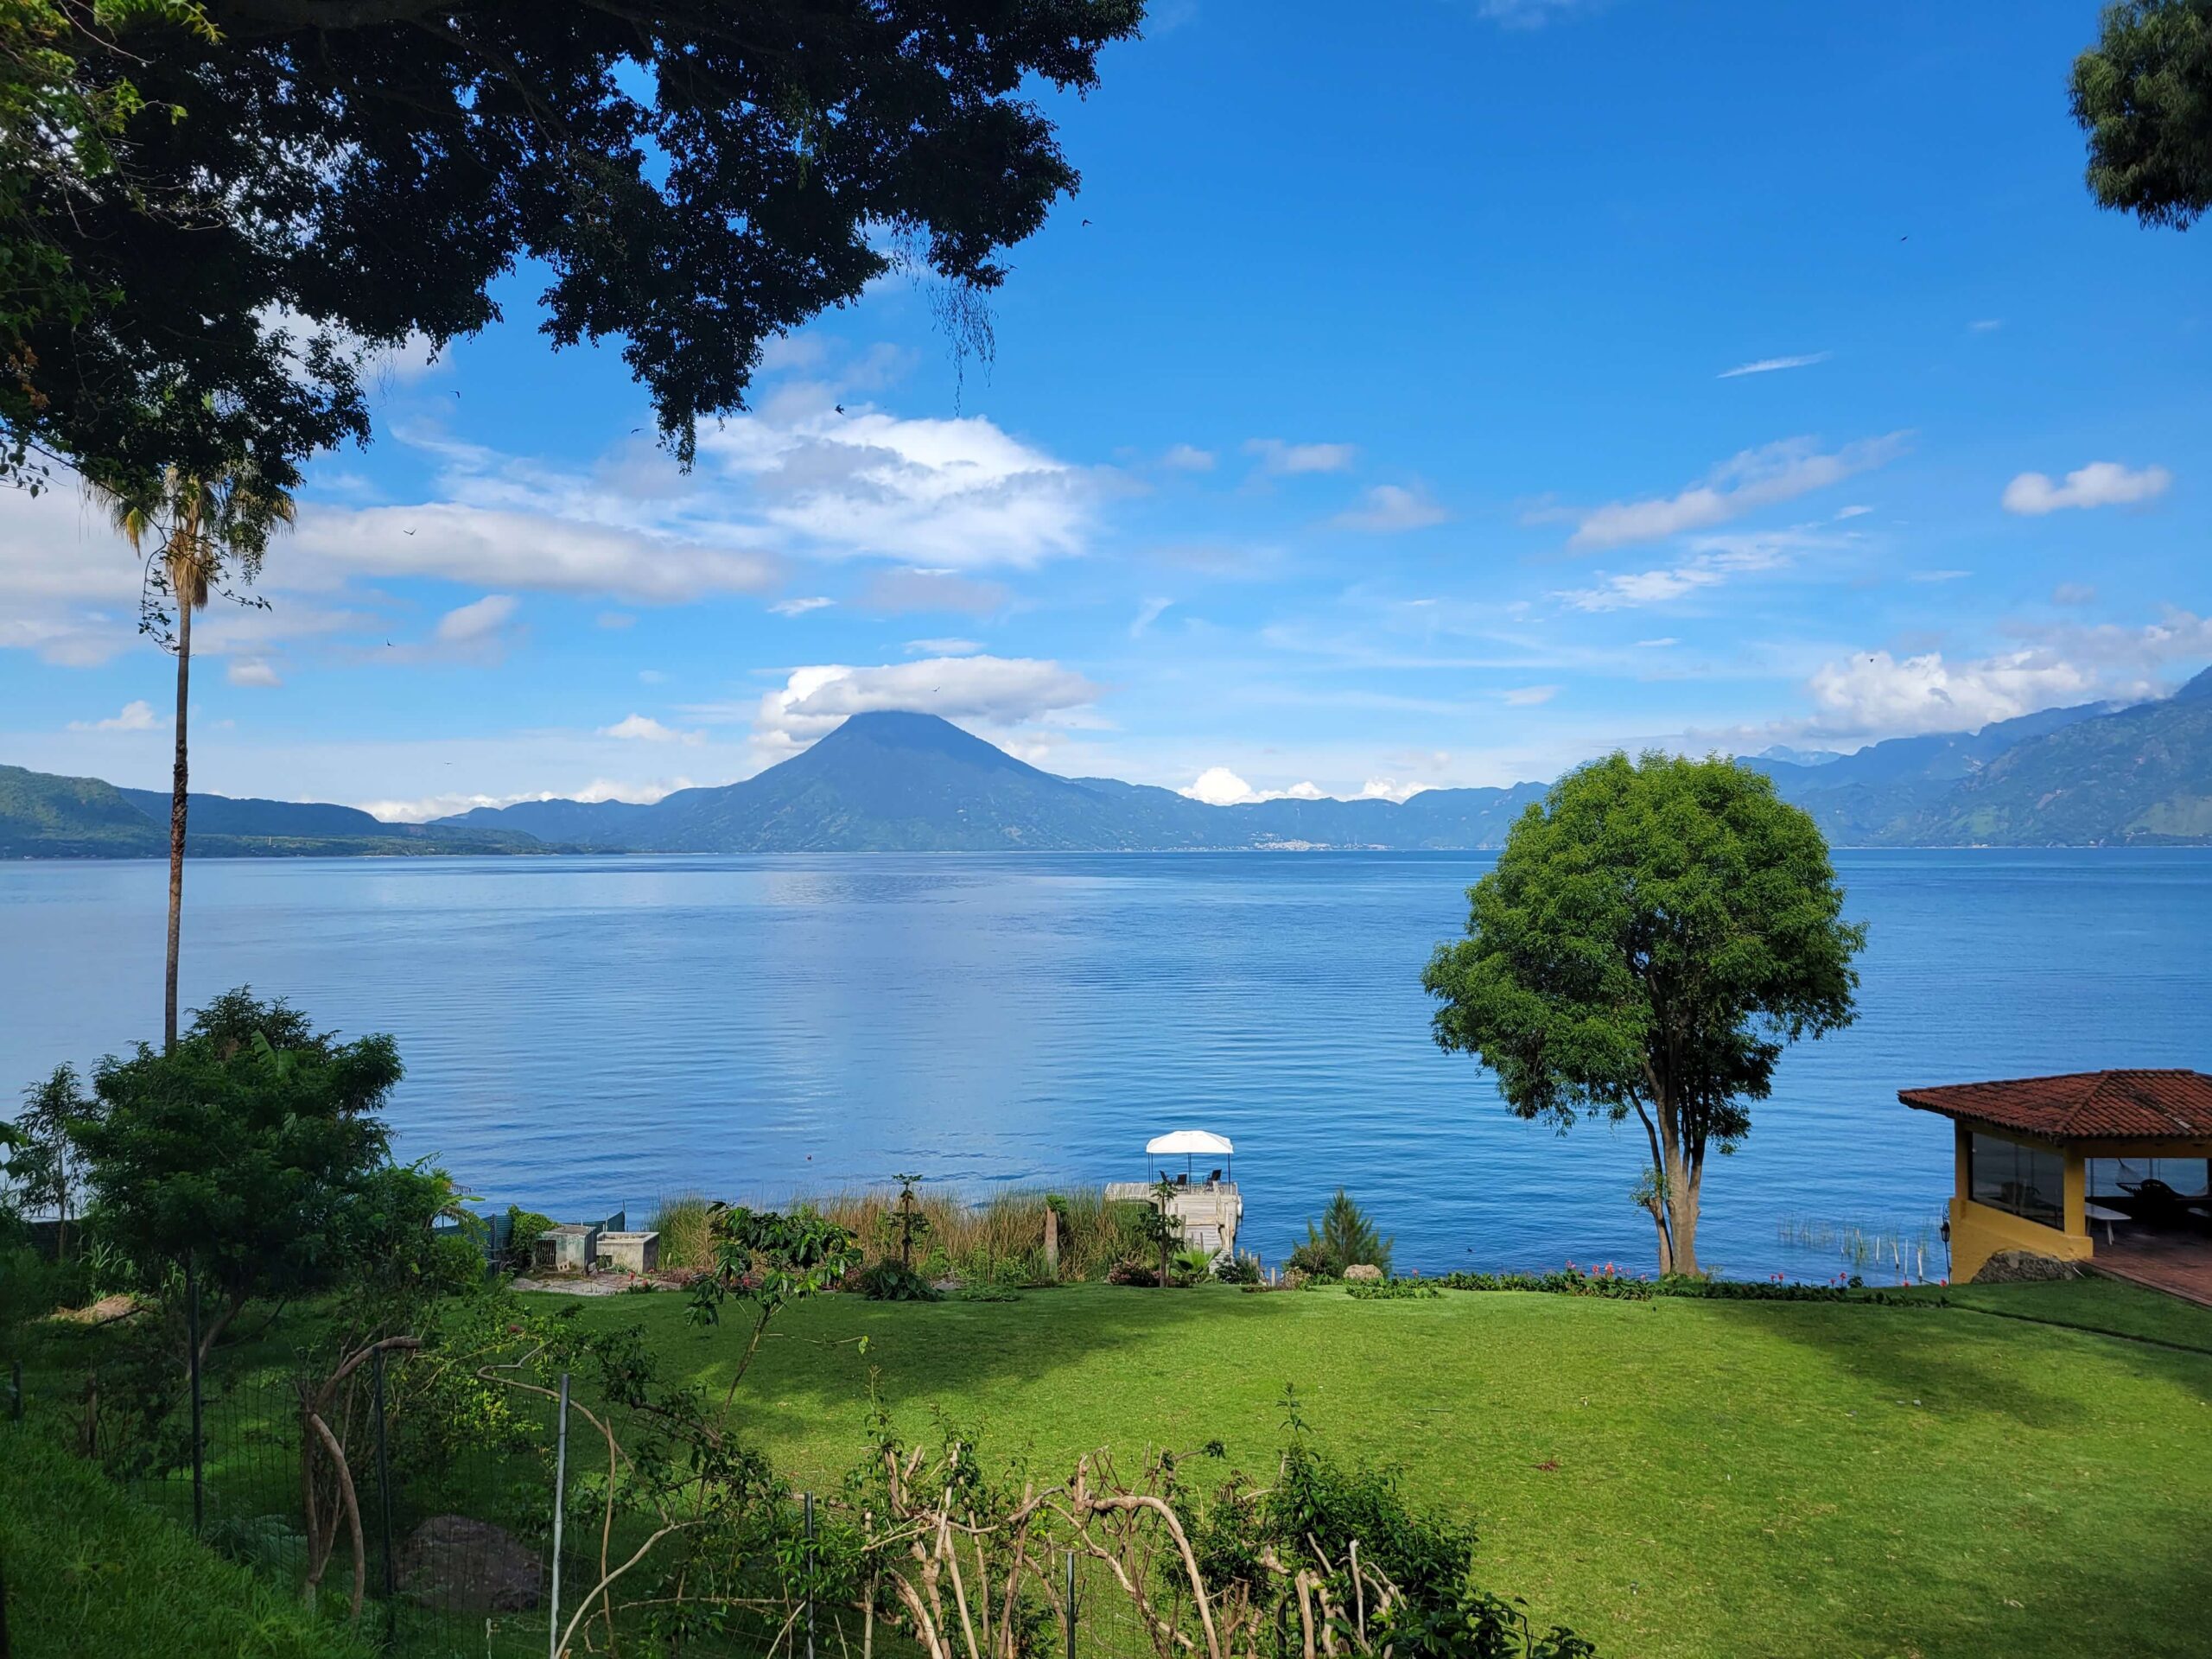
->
544, 1280, 2212, 1659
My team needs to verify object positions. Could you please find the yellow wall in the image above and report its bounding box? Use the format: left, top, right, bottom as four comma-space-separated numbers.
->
1947, 1122, 2092, 1282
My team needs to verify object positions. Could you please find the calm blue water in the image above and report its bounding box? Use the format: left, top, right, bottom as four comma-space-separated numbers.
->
4, 850, 2209, 1281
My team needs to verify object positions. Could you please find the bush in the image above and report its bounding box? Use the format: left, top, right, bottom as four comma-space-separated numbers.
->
1214, 1250, 1263, 1285
0, 1424, 372, 1658
1345, 1278, 1442, 1300
855, 1259, 942, 1302
1107, 1258, 1160, 1287
505, 1205, 555, 1271
1291, 1189, 1393, 1278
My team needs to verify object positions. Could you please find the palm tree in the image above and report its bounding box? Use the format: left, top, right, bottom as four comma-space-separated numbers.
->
93, 464, 294, 1050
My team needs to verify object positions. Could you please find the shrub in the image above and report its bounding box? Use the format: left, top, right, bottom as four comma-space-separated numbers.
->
1345, 1278, 1442, 1300
650, 1192, 714, 1269
506, 1205, 555, 1270
855, 1259, 942, 1302
1107, 1258, 1159, 1287
1215, 1250, 1263, 1285
1292, 1189, 1394, 1278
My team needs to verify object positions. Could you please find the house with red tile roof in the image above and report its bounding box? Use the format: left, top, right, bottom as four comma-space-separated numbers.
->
1900, 1071, 2212, 1303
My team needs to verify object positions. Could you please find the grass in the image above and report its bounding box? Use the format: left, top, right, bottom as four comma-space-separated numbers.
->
0, 1420, 372, 1659
537, 1277, 2212, 1659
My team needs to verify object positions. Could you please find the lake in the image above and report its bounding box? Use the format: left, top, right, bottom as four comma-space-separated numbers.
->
4, 849, 2209, 1281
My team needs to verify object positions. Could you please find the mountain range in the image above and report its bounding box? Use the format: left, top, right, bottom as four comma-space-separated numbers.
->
7, 667, 2210, 857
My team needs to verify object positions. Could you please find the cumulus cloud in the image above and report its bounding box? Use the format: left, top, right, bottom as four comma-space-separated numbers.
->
435, 593, 518, 643
359, 776, 696, 823
1178, 768, 1327, 805
599, 714, 698, 744
1331, 484, 1448, 532
1718, 352, 1830, 378
1244, 438, 1357, 476
770, 596, 835, 617
1566, 433, 1908, 550
69, 699, 159, 732
1162, 444, 1216, 472
2001, 461, 2171, 516
1358, 778, 1433, 803
749, 655, 1103, 758
1803, 609, 2212, 738
227, 658, 283, 688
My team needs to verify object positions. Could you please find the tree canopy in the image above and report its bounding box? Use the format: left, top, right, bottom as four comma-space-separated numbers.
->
2073, 0, 2212, 229
65, 986, 408, 1357
3, 0, 1143, 492
1421, 753, 1864, 1276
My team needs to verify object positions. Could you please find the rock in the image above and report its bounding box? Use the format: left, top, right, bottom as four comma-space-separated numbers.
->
397, 1515, 542, 1612
1344, 1263, 1384, 1282
1970, 1249, 2081, 1285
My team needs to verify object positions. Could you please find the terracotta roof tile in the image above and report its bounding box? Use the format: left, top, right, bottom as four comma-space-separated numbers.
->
1897, 1071, 2212, 1141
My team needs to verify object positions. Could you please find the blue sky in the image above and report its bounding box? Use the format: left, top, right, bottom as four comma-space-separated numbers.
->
5, 0, 2207, 817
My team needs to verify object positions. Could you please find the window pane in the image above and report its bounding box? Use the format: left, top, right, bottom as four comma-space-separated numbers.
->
1972, 1132, 2064, 1230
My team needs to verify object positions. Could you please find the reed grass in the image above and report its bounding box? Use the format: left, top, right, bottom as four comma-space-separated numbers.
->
648, 1193, 715, 1270
804, 1185, 1153, 1283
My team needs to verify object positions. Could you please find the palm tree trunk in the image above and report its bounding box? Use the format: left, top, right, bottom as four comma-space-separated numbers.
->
165, 594, 190, 1052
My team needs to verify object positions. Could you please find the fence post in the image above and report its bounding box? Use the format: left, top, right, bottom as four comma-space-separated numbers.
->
1065, 1550, 1077, 1659
804, 1491, 817, 1659
372, 1349, 397, 1642
184, 1253, 204, 1537
549, 1372, 570, 1659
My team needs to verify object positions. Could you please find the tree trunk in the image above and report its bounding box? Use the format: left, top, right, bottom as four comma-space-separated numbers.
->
1642, 1197, 1673, 1275
165, 594, 191, 1052
1664, 1145, 1701, 1278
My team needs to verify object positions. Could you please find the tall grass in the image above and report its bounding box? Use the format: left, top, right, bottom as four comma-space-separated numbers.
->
810, 1185, 1151, 1283
650, 1185, 1160, 1282
649, 1193, 715, 1270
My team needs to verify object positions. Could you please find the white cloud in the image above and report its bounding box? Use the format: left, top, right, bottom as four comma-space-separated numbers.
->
905, 637, 983, 656
599, 714, 698, 744
1834, 504, 1873, 520
1635, 637, 1679, 648
1331, 484, 1448, 532
1969, 318, 2004, 333
1503, 685, 1559, 706
1358, 777, 1433, 803
1803, 610, 2212, 738
2001, 461, 2171, 516
1566, 433, 1908, 550
226, 658, 283, 688
700, 406, 1096, 568
1908, 569, 1972, 583
770, 596, 835, 617
293, 504, 785, 603
359, 775, 696, 823
1178, 767, 1329, 805
1554, 530, 1816, 612
749, 655, 1103, 758
1244, 438, 1357, 476
1718, 352, 1830, 378
69, 699, 159, 732
1162, 444, 1216, 472
1130, 597, 1173, 637
435, 593, 518, 643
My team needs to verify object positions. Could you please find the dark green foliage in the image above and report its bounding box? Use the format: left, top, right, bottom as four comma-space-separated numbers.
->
4, 0, 1142, 493
505, 1205, 556, 1270
1424, 753, 1863, 1275
2073, 0, 2212, 229
1289, 1189, 1394, 1278
1344, 1278, 1441, 1300
5, 1063, 93, 1255
855, 1259, 941, 1302
688, 1202, 866, 1396
62, 987, 405, 1359
1214, 1250, 1263, 1285
1106, 1258, 1160, 1287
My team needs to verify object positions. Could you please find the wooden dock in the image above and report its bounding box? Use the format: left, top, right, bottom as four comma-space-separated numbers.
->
1106, 1181, 1242, 1255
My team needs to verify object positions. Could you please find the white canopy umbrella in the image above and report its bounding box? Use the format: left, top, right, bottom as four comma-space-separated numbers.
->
1145, 1129, 1235, 1185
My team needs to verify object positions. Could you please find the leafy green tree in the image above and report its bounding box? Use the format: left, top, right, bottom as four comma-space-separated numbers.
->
3, 0, 1144, 494
66, 987, 405, 1362
90, 461, 294, 1049
688, 1204, 865, 1399
1288, 1189, 1393, 1278
2073, 0, 2212, 228
1422, 753, 1864, 1277
7, 1064, 96, 1257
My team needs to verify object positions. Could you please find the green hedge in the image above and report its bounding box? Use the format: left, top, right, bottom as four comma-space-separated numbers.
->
0, 1424, 370, 1659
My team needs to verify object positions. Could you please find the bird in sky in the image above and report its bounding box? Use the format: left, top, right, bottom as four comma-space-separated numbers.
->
836, 403, 846, 415
403, 528, 416, 537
